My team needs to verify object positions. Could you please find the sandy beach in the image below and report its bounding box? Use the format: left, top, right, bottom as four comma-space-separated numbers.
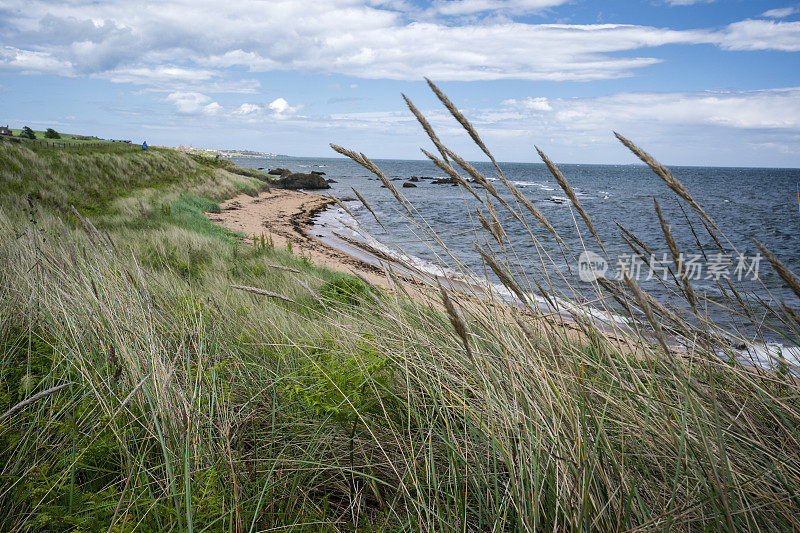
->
207, 187, 395, 290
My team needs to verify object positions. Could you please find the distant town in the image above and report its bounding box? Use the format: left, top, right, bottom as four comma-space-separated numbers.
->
168, 144, 281, 158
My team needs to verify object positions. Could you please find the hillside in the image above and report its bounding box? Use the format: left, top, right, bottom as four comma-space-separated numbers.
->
1, 139, 799, 531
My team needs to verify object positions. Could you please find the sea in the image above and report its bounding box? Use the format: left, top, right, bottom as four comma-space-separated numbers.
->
230, 155, 800, 370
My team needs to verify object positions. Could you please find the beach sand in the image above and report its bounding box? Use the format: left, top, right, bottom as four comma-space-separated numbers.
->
207, 187, 395, 290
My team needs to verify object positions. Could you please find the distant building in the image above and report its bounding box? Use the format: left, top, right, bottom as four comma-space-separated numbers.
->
0, 125, 12, 136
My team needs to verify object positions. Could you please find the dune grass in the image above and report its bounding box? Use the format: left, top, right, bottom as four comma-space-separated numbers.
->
1, 85, 800, 532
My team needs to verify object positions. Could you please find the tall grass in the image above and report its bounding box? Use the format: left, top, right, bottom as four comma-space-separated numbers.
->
1, 84, 799, 532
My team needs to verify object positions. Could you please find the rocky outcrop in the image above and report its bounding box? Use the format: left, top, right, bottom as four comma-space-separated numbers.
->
268, 168, 291, 176
326, 179, 337, 183
276, 172, 331, 190
432, 177, 458, 185
402, 182, 417, 188
311, 170, 326, 176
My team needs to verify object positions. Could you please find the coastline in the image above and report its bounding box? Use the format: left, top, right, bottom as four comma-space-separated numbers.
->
207, 187, 394, 290
206, 187, 660, 359
206, 187, 800, 374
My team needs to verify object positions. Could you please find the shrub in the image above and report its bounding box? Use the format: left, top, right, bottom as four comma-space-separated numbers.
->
319, 276, 370, 306
44, 128, 61, 139
19, 126, 36, 139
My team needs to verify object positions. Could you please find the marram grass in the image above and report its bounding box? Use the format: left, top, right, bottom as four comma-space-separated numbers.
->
1, 85, 799, 532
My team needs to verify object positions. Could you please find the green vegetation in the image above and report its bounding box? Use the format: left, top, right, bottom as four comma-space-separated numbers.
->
2, 83, 800, 531
44, 128, 61, 139
19, 126, 36, 139
7, 128, 113, 145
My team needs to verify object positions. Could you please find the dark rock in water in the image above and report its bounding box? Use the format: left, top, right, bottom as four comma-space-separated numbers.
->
409, 176, 419, 182
402, 181, 417, 188
276, 172, 331, 190
268, 167, 291, 176
326, 179, 337, 183
391, 177, 401, 181
311, 170, 326, 176
257, 167, 264, 170
432, 177, 458, 185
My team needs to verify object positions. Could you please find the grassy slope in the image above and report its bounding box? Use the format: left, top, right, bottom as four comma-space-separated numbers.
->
1, 141, 799, 531
8, 129, 108, 143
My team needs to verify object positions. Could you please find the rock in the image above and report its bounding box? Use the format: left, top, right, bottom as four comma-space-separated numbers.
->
326, 178, 337, 183
257, 167, 264, 170
276, 172, 331, 190
402, 182, 417, 188
268, 167, 291, 176
409, 176, 419, 182
311, 170, 326, 176
432, 177, 458, 185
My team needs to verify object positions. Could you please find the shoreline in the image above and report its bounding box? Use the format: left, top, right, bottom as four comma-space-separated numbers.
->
207, 187, 395, 290
206, 187, 800, 374
206, 187, 654, 358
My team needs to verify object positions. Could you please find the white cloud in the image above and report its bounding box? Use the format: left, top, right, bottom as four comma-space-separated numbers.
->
501, 96, 552, 111
268, 97, 301, 117
1, 1, 799, 86
0, 46, 73, 75
761, 7, 798, 19
717, 19, 800, 51
233, 103, 263, 115
166, 91, 221, 115
543, 88, 800, 131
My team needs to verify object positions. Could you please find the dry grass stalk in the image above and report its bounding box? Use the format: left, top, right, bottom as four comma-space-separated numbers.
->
535, 147, 605, 252
478, 209, 503, 245
614, 132, 720, 235
441, 146, 523, 224
292, 275, 326, 310
0, 382, 73, 421
420, 148, 484, 204
437, 280, 473, 359
622, 273, 672, 356
754, 239, 800, 302
330, 143, 409, 213
426, 78, 500, 171
230, 284, 297, 304
476, 244, 529, 306
332, 231, 416, 273
402, 94, 449, 163
616, 221, 656, 260
653, 197, 698, 312
266, 263, 300, 273
485, 195, 505, 242
329, 194, 358, 221
351, 187, 386, 228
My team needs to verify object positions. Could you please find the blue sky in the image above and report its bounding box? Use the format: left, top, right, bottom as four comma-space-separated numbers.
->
1, 0, 799, 166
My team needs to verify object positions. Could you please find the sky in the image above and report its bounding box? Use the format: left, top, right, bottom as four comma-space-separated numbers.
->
1, 1, 800, 166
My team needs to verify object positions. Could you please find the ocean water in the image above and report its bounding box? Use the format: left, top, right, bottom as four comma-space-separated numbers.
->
232, 155, 800, 352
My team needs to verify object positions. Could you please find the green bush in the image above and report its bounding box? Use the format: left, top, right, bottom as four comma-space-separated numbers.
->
44, 128, 61, 139
319, 276, 370, 307
19, 126, 36, 139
